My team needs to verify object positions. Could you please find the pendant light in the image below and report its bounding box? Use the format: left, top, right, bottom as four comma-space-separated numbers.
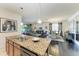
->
37, 3, 42, 24
37, 19, 42, 24
20, 7, 24, 26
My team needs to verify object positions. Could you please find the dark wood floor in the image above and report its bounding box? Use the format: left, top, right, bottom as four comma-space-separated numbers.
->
58, 40, 79, 56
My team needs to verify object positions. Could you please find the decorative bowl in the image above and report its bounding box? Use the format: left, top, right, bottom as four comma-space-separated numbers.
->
32, 37, 40, 42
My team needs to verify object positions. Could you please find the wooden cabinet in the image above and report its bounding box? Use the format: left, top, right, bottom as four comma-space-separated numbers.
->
6, 39, 21, 56
21, 47, 37, 56
6, 40, 8, 54
6, 39, 37, 56
14, 43, 21, 56
8, 43, 14, 56
8, 40, 14, 56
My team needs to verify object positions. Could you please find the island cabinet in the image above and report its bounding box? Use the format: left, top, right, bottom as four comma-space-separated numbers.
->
6, 35, 51, 56
6, 39, 21, 56
13, 43, 21, 56
20, 47, 38, 56
6, 39, 8, 54
8, 40, 14, 56
6, 39, 14, 56
6, 39, 37, 56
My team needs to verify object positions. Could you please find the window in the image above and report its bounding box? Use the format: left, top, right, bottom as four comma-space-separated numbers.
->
76, 21, 79, 33
52, 23, 58, 33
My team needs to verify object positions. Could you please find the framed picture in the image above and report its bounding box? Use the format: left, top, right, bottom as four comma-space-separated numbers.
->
0, 18, 17, 32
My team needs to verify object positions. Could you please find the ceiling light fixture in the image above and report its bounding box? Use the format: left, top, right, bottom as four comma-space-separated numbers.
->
20, 22, 23, 26
37, 19, 42, 24
20, 7, 24, 16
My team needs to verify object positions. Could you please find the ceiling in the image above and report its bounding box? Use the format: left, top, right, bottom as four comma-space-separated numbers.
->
0, 3, 79, 23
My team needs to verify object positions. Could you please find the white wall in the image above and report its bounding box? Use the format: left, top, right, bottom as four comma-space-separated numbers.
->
62, 19, 75, 36
76, 15, 79, 21
0, 8, 22, 36
62, 20, 69, 36
62, 14, 77, 36
0, 8, 21, 49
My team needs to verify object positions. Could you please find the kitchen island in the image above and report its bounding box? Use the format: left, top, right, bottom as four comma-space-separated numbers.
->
6, 35, 51, 56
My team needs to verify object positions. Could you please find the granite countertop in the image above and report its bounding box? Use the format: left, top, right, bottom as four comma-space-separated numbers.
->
6, 35, 51, 56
